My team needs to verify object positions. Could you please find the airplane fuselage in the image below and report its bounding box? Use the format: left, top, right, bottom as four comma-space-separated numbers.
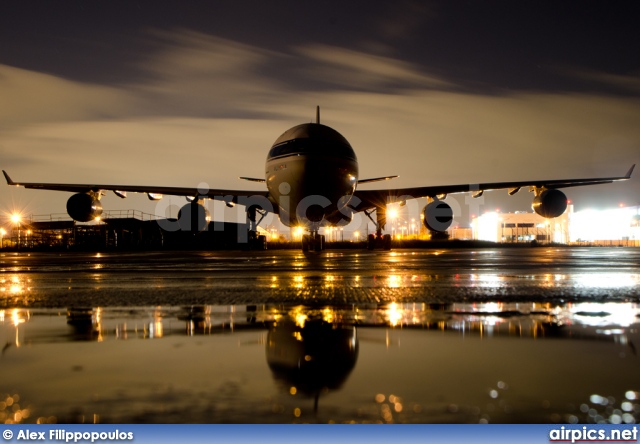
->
265, 123, 358, 229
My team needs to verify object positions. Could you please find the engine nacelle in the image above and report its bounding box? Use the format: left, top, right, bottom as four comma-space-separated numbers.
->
66, 193, 103, 222
422, 200, 453, 232
177, 202, 210, 231
532, 189, 567, 218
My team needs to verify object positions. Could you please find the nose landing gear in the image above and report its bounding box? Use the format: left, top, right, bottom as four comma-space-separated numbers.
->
302, 231, 325, 252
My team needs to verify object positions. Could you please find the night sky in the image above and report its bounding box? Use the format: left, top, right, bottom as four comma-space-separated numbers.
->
1, 1, 639, 227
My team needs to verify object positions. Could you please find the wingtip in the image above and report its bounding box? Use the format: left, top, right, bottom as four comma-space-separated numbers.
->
2, 170, 15, 185
625, 164, 636, 178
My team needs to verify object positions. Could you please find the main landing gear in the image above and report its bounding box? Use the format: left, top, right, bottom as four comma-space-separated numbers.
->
302, 232, 325, 252
364, 208, 392, 250
247, 205, 267, 250
248, 230, 267, 250
367, 233, 391, 250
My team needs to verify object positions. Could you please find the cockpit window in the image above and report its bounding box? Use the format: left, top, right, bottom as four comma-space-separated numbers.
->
268, 138, 357, 161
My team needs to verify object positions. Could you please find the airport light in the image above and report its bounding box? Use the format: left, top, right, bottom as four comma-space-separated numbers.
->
11, 213, 21, 224
354, 231, 360, 241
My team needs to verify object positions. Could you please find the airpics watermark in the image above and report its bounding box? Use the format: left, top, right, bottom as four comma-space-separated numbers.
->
549, 426, 638, 443
152, 180, 480, 235
3, 429, 133, 442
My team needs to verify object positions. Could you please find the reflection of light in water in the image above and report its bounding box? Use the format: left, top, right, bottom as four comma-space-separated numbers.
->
469, 274, 504, 288
94, 308, 103, 342
324, 275, 334, 288
270, 276, 278, 288
475, 302, 502, 313
116, 323, 128, 340
149, 310, 164, 338
149, 321, 162, 339
292, 275, 304, 289
574, 273, 640, 289
290, 306, 307, 328
322, 308, 335, 323
568, 302, 639, 327
1, 275, 28, 294
11, 309, 27, 327
385, 302, 403, 327
11, 309, 29, 347
388, 275, 401, 288
582, 391, 639, 424
0, 392, 33, 424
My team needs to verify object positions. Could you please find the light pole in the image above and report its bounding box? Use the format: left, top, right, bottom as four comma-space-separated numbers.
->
11, 214, 21, 247
0, 228, 5, 248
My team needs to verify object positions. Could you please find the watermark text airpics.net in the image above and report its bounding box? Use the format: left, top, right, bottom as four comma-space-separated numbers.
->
549, 426, 638, 443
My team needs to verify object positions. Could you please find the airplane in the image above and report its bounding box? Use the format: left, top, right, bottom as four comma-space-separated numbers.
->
2, 107, 636, 252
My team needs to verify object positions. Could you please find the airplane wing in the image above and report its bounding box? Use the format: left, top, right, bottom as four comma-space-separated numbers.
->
2, 170, 270, 203
353, 164, 635, 210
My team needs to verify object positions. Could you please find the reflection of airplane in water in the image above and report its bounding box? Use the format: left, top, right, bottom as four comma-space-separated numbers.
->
267, 319, 358, 412
2, 303, 637, 419
5, 302, 637, 346
3, 107, 635, 251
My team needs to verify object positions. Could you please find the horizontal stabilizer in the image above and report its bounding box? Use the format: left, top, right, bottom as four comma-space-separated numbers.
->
239, 177, 266, 183
358, 175, 398, 184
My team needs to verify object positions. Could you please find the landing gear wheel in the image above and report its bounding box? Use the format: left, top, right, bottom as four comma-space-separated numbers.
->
302, 233, 324, 252
367, 234, 376, 250
248, 230, 268, 250
302, 234, 311, 252
382, 234, 392, 250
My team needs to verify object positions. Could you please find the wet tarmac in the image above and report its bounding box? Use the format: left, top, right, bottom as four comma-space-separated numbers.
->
1, 247, 639, 424
1, 247, 639, 307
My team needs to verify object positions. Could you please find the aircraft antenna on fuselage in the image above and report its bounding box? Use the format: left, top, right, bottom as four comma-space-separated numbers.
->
316, 106, 320, 124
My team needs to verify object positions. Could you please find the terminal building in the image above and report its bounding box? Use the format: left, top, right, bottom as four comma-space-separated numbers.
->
1, 210, 251, 250
469, 205, 640, 246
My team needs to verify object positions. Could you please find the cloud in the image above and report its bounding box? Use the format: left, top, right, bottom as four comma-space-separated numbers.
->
130, 29, 288, 118
558, 66, 640, 94
294, 44, 454, 91
0, 64, 135, 129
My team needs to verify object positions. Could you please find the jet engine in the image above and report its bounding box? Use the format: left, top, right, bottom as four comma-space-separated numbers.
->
532, 189, 567, 218
177, 202, 210, 231
66, 193, 103, 222
422, 200, 453, 232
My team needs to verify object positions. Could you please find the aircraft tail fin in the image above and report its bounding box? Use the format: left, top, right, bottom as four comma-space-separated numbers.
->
3, 170, 16, 185
624, 164, 635, 178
